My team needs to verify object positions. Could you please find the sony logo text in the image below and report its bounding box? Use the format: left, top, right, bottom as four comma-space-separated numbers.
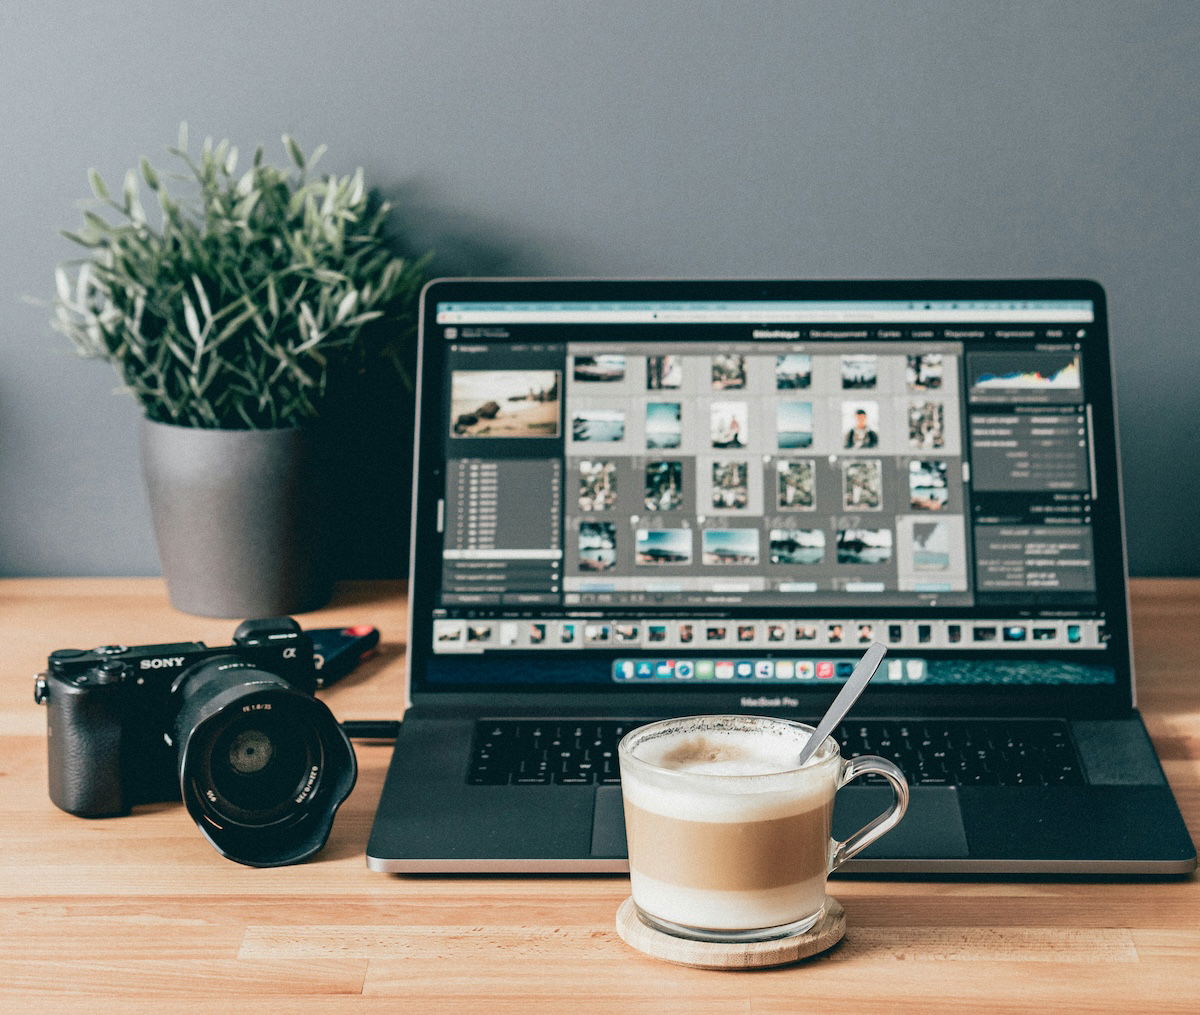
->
140, 657, 185, 669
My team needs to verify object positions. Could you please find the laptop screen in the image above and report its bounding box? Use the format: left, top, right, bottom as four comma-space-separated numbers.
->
412, 282, 1126, 692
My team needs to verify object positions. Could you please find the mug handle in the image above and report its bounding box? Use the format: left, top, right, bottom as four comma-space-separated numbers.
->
829, 755, 910, 871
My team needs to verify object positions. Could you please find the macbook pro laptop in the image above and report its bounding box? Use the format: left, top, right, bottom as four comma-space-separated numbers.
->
367, 278, 1196, 874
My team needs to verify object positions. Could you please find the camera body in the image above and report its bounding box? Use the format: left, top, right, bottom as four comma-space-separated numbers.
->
38, 618, 316, 818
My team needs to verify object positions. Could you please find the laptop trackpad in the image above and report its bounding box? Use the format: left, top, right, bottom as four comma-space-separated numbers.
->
833, 787, 968, 859
592, 786, 968, 859
591, 787, 629, 857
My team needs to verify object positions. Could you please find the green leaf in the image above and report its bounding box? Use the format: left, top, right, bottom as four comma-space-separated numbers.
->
140, 157, 160, 191
181, 294, 203, 346
333, 289, 357, 324
177, 121, 189, 152
122, 170, 139, 213
191, 275, 213, 322
283, 134, 304, 170
88, 169, 109, 201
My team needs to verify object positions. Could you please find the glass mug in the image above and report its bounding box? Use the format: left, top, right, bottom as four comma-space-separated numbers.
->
618, 714, 908, 943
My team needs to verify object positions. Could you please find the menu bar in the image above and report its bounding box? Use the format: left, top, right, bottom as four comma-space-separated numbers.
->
437, 300, 1095, 325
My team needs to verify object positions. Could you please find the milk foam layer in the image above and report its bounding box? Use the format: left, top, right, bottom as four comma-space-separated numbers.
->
640, 728, 811, 776
622, 726, 838, 823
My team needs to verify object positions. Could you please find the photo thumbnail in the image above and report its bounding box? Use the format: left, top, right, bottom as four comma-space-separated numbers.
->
646, 355, 682, 390
702, 528, 760, 565
911, 521, 951, 571
644, 460, 684, 511
777, 459, 815, 510
775, 353, 812, 389
578, 521, 617, 571
909, 460, 948, 511
578, 459, 617, 511
585, 624, 611, 643
842, 459, 883, 510
646, 401, 682, 449
572, 408, 625, 442
769, 528, 825, 565
842, 401, 880, 450
636, 528, 692, 565
450, 370, 560, 438
908, 400, 945, 449
907, 353, 943, 391
841, 354, 877, 389
836, 527, 893, 565
776, 400, 814, 449
573, 354, 625, 382
711, 354, 746, 390
711, 460, 749, 510
711, 401, 748, 448
435, 621, 464, 643
614, 623, 639, 642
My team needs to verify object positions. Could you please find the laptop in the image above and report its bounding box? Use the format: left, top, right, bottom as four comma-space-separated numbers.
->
366, 278, 1196, 875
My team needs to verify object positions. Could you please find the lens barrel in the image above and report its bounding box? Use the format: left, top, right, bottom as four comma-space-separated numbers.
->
173, 656, 356, 867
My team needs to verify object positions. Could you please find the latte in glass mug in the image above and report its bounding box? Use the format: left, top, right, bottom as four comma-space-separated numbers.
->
618, 715, 908, 942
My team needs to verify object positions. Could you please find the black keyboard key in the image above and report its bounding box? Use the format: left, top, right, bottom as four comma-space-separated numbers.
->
513, 773, 551, 785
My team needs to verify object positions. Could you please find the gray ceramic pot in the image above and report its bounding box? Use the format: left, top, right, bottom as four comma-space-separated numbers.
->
141, 419, 331, 618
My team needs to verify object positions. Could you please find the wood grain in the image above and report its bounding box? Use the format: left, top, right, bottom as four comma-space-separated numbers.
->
0, 577, 1197, 1011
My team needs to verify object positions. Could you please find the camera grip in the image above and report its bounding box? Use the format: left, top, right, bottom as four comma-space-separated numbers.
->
46, 677, 128, 817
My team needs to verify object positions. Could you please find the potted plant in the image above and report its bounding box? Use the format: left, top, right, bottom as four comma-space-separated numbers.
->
53, 125, 427, 617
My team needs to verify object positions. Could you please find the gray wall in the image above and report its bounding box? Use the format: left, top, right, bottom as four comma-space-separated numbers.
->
2, 1, 1198, 577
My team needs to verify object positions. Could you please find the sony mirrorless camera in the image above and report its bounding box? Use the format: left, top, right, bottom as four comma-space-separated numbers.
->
34, 617, 356, 867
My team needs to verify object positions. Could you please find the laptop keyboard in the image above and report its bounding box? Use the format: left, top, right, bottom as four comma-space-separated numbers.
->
467, 718, 1084, 787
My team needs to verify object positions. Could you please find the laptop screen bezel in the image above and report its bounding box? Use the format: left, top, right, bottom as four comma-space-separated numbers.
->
405, 278, 1133, 719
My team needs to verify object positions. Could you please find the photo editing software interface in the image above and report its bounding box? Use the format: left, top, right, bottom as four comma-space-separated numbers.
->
426, 298, 1117, 687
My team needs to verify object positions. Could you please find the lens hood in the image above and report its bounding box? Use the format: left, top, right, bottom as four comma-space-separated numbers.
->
174, 657, 356, 866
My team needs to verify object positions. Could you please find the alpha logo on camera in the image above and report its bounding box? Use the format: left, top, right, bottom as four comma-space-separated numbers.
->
140, 656, 185, 670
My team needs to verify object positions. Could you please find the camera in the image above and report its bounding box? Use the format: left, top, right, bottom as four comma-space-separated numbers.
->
34, 617, 356, 867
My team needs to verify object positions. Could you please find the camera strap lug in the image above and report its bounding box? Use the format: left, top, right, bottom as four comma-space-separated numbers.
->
33, 672, 49, 705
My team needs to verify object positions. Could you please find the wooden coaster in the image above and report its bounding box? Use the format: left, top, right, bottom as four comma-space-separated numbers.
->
615, 896, 845, 970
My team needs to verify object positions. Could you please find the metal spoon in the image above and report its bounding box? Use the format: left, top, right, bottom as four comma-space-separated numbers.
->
796, 641, 888, 766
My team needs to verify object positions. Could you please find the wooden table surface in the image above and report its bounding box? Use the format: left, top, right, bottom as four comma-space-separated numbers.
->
1, 577, 1197, 1012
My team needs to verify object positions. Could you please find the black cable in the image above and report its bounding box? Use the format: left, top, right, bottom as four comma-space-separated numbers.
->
339, 719, 402, 740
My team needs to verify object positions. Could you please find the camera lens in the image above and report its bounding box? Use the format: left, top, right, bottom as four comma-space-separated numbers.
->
208, 712, 311, 823
172, 656, 356, 867
227, 728, 274, 775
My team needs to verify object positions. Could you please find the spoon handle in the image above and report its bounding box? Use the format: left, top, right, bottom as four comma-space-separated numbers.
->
796, 641, 888, 765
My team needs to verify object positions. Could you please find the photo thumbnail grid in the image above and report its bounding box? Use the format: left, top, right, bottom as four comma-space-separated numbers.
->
561, 346, 967, 595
